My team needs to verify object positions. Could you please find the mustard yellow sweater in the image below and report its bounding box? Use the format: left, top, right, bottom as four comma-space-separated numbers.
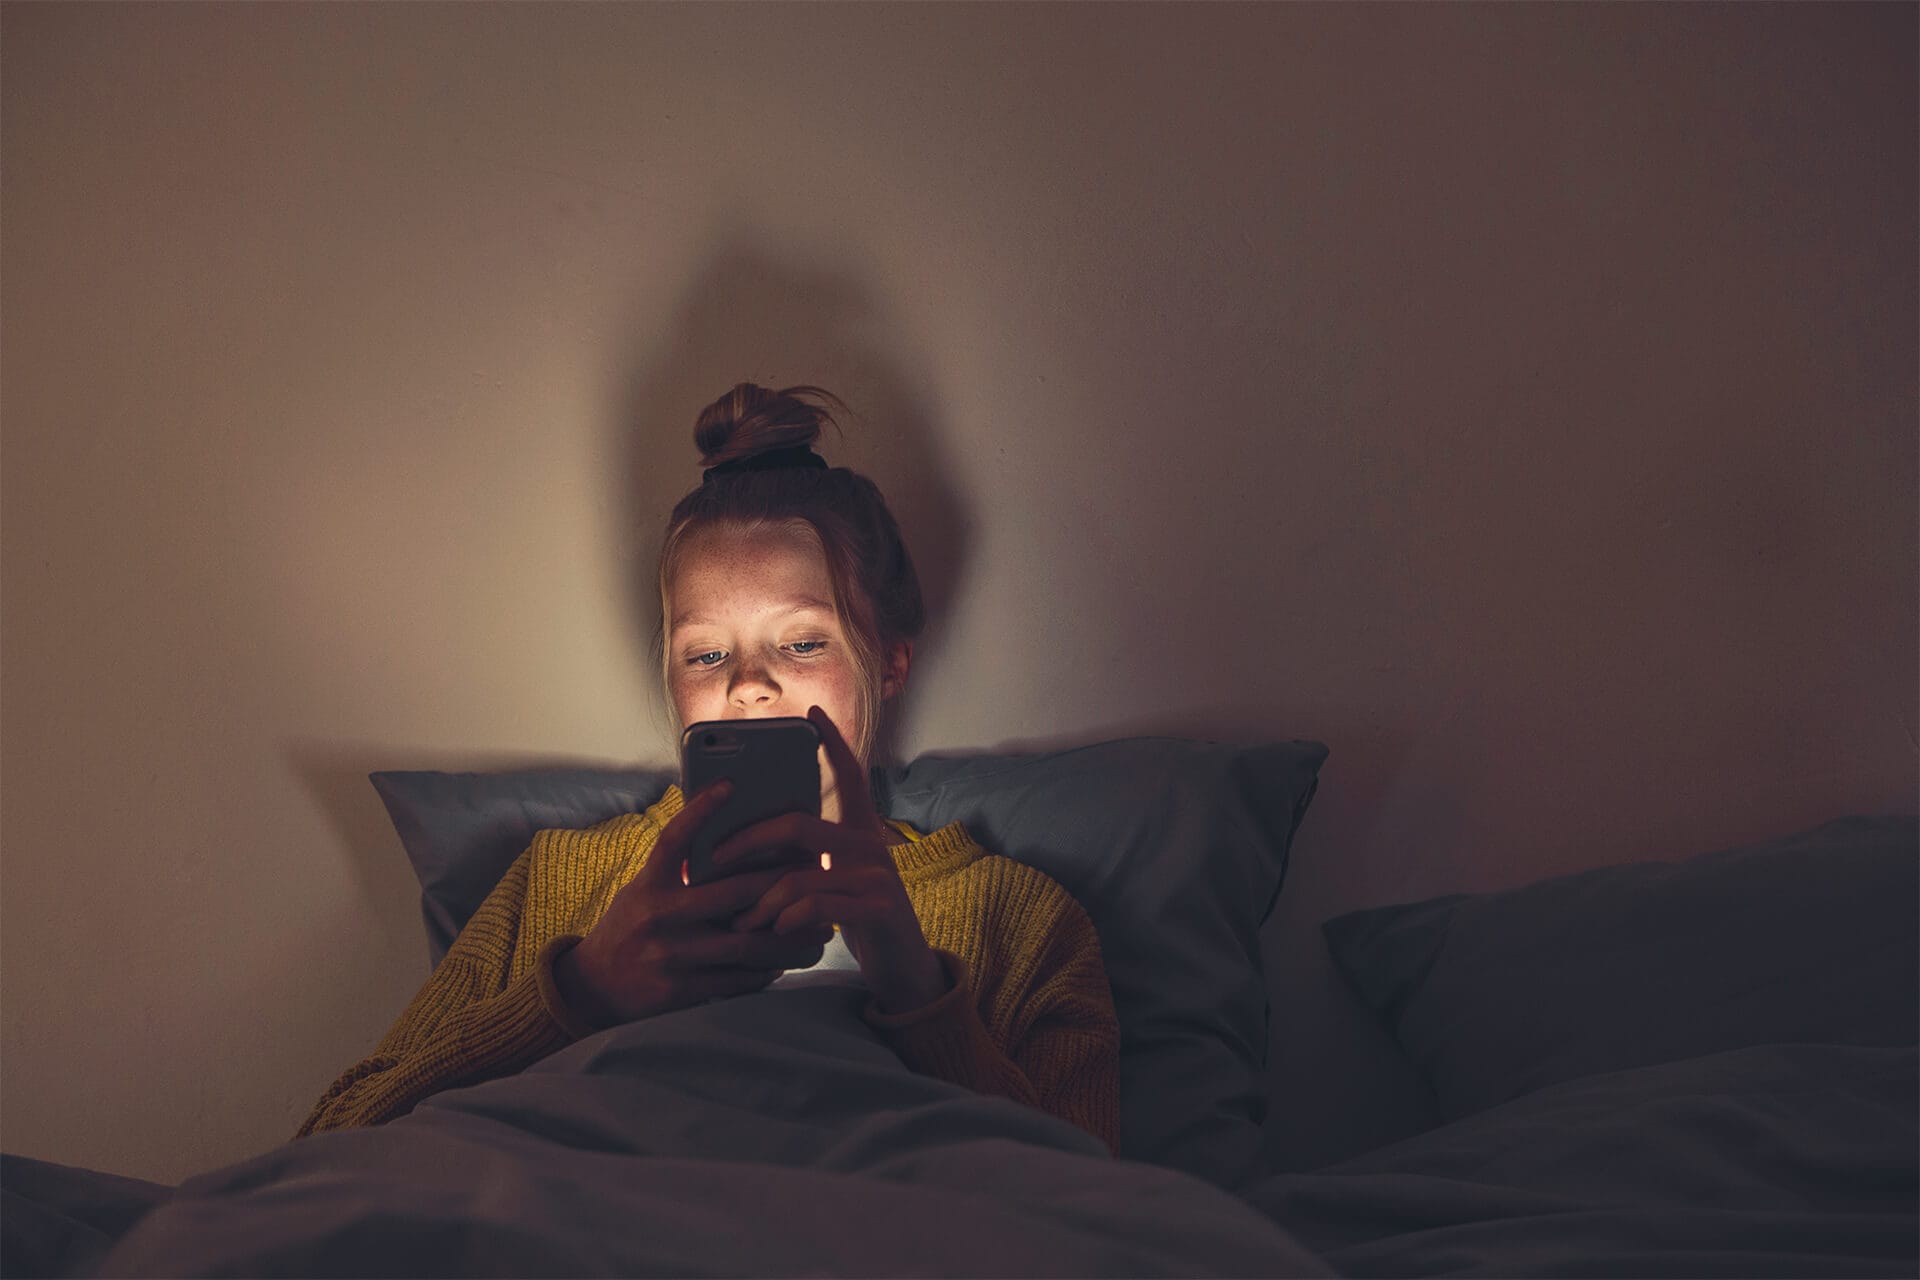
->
298, 785, 1120, 1152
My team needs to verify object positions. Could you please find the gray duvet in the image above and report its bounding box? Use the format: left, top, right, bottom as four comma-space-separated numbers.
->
7, 984, 1913, 1277
82, 981, 1330, 1277
1249, 1042, 1918, 1278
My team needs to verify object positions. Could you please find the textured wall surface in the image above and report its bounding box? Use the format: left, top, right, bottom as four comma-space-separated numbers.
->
3, 3, 1912, 1183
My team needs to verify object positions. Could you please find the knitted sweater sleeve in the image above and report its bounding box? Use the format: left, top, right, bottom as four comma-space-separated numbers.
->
293, 845, 594, 1138
864, 893, 1121, 1155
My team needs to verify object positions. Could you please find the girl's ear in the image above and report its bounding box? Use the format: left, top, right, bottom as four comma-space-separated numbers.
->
880, 639, 914, 700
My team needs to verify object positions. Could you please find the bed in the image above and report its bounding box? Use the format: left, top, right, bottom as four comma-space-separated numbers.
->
4, 738, 1913, 1277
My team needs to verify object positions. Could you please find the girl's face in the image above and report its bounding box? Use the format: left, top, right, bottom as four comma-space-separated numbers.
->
664, 523, 872, 821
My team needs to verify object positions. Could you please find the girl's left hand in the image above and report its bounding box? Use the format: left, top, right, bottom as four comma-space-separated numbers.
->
712, 705, 950, 1015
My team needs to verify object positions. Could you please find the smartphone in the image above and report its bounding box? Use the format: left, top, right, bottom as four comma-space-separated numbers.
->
679, 717, 822, 887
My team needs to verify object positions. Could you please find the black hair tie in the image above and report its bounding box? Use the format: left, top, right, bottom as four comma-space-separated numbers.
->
702, 444, 829, 483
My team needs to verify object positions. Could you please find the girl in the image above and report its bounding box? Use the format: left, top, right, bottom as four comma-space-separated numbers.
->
298, 384, 1119, 1152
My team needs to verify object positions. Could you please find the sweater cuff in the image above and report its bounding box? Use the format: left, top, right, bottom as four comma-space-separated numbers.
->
863, 950, 1001, 1080
534, 933, 604, 1042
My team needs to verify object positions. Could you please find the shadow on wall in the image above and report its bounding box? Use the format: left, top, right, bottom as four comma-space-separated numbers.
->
610, 231, 974, 769
275, 233, 980, 973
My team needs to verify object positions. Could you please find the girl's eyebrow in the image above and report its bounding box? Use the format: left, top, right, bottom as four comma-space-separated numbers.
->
670, 598, 834, 633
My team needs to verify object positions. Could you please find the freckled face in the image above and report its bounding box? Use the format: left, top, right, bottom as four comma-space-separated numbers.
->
665, 524, 867, 818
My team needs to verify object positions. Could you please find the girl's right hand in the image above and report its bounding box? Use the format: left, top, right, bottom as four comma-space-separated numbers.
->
552, 781, 834, 1028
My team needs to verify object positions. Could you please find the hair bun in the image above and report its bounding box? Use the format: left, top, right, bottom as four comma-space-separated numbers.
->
694, 382, 847, 468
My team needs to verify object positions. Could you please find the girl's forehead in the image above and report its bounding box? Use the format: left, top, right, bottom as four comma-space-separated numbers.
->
668, 525, 835, 621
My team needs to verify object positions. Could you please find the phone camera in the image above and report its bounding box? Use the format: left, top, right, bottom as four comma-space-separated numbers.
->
704, 733, 717, 747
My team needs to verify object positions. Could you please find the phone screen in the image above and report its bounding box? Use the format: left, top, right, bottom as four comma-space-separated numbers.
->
679, 717, 821, 886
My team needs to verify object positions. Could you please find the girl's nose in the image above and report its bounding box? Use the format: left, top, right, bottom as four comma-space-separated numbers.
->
728, 665, 779, 709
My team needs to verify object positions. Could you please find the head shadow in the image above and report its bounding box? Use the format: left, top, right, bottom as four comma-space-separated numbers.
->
610, 236, 972, 769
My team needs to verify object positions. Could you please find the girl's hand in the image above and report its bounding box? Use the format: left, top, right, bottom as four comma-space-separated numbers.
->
713, 705, 950, 1015
554, 780, 836, 1028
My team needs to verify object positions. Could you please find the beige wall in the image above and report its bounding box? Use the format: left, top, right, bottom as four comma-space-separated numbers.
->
3, 2, 1912, 1184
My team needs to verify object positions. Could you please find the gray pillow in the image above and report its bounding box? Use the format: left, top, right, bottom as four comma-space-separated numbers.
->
371, 767, 676, 965
873, 737, 1327, 1189
1322, 814, 1920, 1123
372, 736, 1328, 1190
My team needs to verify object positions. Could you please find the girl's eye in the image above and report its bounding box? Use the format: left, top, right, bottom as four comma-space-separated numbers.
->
786, 641, 827, 656
688, 651, 725, 667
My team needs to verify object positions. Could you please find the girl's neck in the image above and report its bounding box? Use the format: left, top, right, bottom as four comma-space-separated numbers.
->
823, 794, 908, 845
